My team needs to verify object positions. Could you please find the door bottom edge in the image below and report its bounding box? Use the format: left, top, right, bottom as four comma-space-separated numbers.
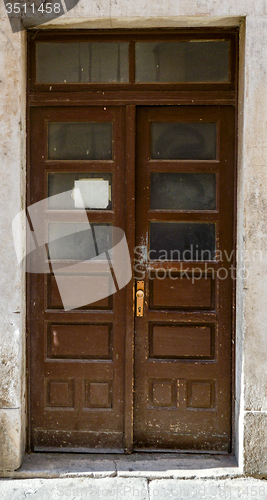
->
132, 448, 230, 455
33, 447, 125, 454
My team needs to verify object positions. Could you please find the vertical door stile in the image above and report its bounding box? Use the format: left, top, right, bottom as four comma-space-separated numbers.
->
124, 104, 136, 453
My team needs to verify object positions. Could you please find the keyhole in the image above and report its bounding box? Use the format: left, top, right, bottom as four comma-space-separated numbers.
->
138, 306, 141, 313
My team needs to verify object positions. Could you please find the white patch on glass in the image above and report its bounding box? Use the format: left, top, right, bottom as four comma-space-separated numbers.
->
74, 179, 109, 209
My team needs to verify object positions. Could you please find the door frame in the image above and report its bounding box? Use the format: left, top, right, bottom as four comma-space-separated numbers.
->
26, 28, 239, 454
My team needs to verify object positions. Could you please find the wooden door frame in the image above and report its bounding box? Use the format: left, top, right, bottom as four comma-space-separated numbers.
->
26, 28, 238, 454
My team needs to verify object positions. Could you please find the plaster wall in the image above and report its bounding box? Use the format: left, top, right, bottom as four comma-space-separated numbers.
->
0, 0, 266, 476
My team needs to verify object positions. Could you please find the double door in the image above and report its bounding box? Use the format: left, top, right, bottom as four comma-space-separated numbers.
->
28, 104, 235, 452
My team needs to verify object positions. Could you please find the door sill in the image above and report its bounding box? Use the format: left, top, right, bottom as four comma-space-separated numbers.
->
0, 452, 240, 479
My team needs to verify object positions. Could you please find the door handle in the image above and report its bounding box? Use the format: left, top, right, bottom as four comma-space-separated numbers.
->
136, 281, 144, 317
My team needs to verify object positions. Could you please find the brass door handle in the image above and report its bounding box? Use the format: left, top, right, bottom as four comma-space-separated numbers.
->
136, 281, 144, 317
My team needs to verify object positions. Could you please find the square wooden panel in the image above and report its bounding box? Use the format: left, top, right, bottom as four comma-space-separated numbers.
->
187, 380, 215, 409
84, 381, 112, 409
150, 380, 176, 407
46, 379, 74, 408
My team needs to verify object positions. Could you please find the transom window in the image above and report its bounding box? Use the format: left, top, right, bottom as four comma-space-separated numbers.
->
29, 31, 236, 89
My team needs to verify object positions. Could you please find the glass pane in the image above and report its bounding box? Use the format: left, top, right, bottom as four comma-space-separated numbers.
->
150, 173, 216, 210
135, 41, 229, 83
149, 222, 216, 261
36, 42, 129, 83
48, 122, 112, 160
151, 122, 217, 160
48, 173, 112, 210
48, 223, 112, 261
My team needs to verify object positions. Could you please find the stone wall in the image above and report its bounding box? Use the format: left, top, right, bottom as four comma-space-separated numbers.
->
0, 13, 26, 470
0, 0, 266, 476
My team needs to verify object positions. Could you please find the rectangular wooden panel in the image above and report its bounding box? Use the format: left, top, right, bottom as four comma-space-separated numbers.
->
150, 324, 214, 359
47, 275, 112, 310
47, 324, 112, 359
33, 429, 124, 453
150, 276, 214, 309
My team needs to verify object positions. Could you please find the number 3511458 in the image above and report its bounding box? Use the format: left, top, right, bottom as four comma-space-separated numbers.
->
5, 3, 62, 14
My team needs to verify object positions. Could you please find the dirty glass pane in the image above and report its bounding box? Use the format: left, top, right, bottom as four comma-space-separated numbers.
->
48, 173, 112, 210
151, 122, 217, 160
36, 42, 129, 83
135, 41, 230, 82
48, 122, 112, 160
149, 222, 216, 261
150, 173, 216, 210
48, 223, 112, 261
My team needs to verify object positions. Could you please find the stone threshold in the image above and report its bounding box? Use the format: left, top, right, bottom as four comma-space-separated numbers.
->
0, 453, 240, 479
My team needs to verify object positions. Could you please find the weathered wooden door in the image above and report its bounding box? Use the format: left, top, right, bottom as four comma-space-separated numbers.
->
29, 103, 235, 453
134, 106, 235, 452
29, 104, 235, 452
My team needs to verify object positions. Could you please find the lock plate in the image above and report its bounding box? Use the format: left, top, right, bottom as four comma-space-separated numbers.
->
136, 281, 145, 317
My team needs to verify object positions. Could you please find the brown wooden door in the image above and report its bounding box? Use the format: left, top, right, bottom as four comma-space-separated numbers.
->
29, 106, 127, 452
134, 106, 235, 452
28, 104, 235, 453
